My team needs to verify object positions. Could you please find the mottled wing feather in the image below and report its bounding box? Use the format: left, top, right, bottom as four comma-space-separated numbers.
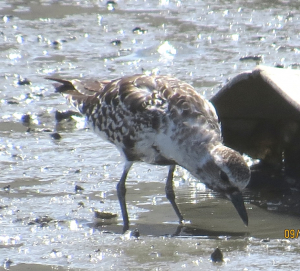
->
71, 79, 107, 96
48, 74, 221, 163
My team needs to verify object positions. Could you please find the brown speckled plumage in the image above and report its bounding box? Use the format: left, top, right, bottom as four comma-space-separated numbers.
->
48, 74, 250, 232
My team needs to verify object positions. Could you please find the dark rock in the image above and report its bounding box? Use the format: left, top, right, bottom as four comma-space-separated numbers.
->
50, 132, 61, 140
132, 228, 140, 238
239, 55, 262, 62
18, 78, 31, 85
21, 114, 30, 124
211, 247, 223, 262
55, 110, 80, 122
3, 185, 10, 192
75, 185, 84, 193
211, 66, 300, 180
106, 1, 117, 10
111, 40, 121, 46
7, 100, 19, 104
28, 215, 53, 227
78, 201, 85, 208
52, 40, 62, 49
132, 27, 147, 34
94, 210, 117, 219
274, 63, 284, 68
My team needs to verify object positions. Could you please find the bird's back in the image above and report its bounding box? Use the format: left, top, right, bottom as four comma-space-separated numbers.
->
48, 74, 222, 164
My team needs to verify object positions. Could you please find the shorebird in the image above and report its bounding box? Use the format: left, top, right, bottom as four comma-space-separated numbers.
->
47, 74, 251, 232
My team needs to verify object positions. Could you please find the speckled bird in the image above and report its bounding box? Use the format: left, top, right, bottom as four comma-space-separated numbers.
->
47, 74, 251, 232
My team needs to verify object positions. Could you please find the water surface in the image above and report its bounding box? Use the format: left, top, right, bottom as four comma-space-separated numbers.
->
0, 0, 300, 270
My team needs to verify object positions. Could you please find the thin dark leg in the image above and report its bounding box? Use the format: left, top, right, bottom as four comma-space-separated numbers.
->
116, 161, 133, 233
165, 165, 184, 223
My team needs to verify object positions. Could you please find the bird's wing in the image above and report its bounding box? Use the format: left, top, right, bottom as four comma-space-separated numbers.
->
47, 74, 221, 144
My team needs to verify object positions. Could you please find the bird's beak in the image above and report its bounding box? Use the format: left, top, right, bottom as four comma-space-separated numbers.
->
228, 191, 248, 226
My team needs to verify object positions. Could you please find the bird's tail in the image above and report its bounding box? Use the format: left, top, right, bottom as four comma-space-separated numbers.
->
46, 77, 105, 115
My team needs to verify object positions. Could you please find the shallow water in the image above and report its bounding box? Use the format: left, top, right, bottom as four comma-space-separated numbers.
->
1, 0, 300, 270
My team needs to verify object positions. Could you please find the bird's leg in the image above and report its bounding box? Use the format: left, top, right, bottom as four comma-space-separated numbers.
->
117, 161, 133, 233
165, 165, 184, 223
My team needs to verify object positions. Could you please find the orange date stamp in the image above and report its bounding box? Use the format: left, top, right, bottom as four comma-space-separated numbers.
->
284, 229, 300, 239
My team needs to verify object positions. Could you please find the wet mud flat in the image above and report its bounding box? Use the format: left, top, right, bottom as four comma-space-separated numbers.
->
1, 0, 300, 270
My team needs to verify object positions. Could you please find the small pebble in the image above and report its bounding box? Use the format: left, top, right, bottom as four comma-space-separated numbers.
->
239, 55, 262, 62
211, 247, 223, 263
7, 100, 19, 104
55, 110, 80, 122
106, 1, 117, 10
17, 78, 31, 85
50, 133, 61, 140
132, 27, 147, 34
274, 63, 284, 68
28, 215, 53, 226
52, 40, 60, 46
94, 210, 117, 219
132, 228, 140, 239
75, 185, 84, 193
21, 114, 30, 124
52, 40, 62, 49
78, 201, 85, 208
35, 216, 53, 224
111, 40, 121, 46
291, 63, 300, 68
3, 185, 10, 192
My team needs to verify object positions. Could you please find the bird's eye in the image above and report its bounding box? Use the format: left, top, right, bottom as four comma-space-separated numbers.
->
220, 171, 229, 183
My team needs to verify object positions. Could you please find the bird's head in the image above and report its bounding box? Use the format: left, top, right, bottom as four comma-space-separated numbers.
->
196, 144, 251, 226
